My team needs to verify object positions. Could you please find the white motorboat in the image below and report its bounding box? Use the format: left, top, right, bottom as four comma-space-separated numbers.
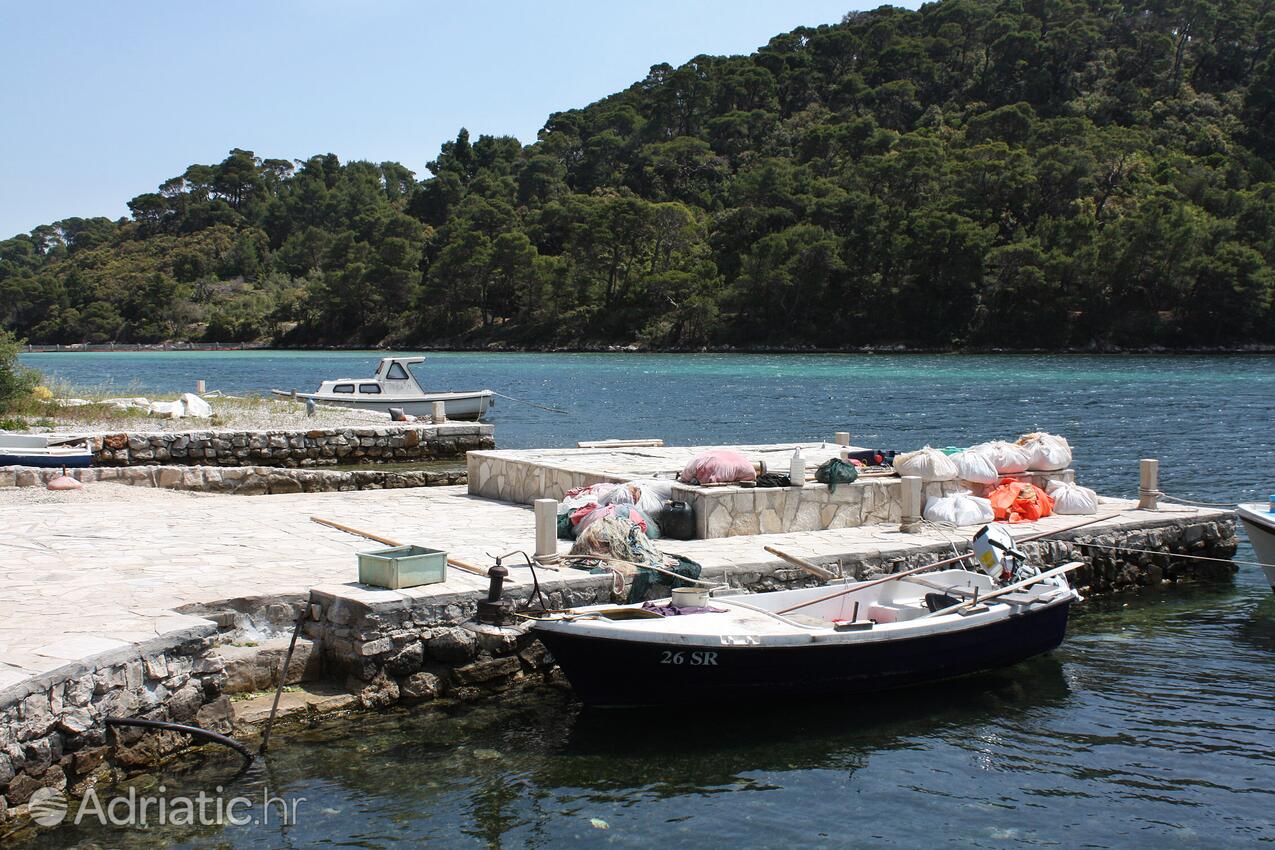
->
272, 356, 493, 420
1236, 503, 1275, 592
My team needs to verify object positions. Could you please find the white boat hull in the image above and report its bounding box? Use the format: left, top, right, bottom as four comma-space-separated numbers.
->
1236, 504, 1275, 592
275, 390, 492, 420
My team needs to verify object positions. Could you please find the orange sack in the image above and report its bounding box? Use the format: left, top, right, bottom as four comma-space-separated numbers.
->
987, 477, 1055, 523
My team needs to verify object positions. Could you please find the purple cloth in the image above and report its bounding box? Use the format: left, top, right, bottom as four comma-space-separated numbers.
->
640, 601, 729, 616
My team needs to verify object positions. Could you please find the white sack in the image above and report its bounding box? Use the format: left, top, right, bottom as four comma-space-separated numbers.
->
146, 400, 182, 418
1047, 480, 1098, 515
970, 440, 1031, 474
923, 492, 995, 526
1017, 432, 1072, 471
559, 482, 620, 515
892, 446, 959, 482
951, 449, 999, 485
180, 392, 212, 418
600, 478, 675, 516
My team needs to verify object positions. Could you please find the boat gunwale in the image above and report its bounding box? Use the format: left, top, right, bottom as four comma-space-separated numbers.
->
530, 589, 1075, 649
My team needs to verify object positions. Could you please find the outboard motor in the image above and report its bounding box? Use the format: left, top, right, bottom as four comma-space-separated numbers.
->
971, 524, 1028, 583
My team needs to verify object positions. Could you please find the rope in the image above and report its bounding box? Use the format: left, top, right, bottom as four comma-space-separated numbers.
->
489, 390, 570, 415
1076, 541, 1272, 569
1159, 494, 1241, 508
919, 518, 968, 559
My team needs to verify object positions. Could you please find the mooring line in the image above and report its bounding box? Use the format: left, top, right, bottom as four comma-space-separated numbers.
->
1159, 494, 1242, 508
1076, 541, 1272, 569
488, 390, 571, 415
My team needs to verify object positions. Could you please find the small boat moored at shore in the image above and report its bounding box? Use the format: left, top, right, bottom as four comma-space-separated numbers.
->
532, 559, 1083, 707
1236, 503, 1275, 592
271, 356, 493, 420
0, 434, 93, 468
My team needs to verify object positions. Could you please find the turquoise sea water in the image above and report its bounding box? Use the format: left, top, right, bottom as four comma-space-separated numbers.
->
11, 351, 1275, 849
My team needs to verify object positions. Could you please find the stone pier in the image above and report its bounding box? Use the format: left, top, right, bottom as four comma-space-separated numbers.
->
0, 478, 1240, 827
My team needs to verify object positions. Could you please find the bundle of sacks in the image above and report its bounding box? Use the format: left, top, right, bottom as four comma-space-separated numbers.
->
956, 432, 1073, 479
679, 450, 756, 485
1047, 480, 1098, 515
557, 479, 677, 539
1015, 432, 1072, 471
892, 446, 958, 482
923, 490, 994, 526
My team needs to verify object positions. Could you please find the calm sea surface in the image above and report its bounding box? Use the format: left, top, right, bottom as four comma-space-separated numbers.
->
13, 351, 1275, 849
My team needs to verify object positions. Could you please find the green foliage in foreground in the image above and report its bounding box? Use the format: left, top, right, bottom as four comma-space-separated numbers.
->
0, 329, 37, 412
4, 0, 1275, 350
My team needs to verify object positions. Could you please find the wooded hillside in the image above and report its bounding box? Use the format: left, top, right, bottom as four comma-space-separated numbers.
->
4, 0, 1275, 349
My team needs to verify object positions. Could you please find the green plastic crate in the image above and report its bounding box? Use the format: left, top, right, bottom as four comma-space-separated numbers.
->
357, 545, 447, 589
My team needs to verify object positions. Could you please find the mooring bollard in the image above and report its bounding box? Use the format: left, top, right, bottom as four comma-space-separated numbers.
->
900, 475, 923, 533
534, 498, 559, 563
835, 432, 851, 446
195, 379, 206, 395
1138, 458, 1160, 510
432, 401, 447, 424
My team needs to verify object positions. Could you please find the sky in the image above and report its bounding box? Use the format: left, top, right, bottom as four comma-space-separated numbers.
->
1, 1, 920, 238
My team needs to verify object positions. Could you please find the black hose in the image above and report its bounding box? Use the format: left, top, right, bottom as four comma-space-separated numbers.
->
105, 716, 254, 773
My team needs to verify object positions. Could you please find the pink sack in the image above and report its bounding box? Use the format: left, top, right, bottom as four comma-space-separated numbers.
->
680, 450, 757, 485
46, 475, 84, 491
575, 504, 649, 535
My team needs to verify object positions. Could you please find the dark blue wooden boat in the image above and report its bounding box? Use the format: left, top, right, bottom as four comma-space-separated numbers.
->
532, 564, 1081, 707
0, 435, 93, 468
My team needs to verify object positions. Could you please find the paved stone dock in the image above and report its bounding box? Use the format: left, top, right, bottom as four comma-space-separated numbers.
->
0, 484, 1233, 693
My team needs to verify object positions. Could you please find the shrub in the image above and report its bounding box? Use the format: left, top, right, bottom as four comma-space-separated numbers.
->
0, 330, 39, 413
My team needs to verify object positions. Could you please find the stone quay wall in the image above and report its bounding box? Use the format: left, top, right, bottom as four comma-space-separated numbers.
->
0, 620, 241, 823
88, 423, 493, 468
0, 463, 465, 496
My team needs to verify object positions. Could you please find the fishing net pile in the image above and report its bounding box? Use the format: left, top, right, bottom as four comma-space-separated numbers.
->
568, 515, 702, 603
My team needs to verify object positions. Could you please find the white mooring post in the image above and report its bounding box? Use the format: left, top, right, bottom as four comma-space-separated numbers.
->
534, 499, 559, 563
900, 475, 923, 533
432, 401, 447, 424
1138, 458, 1160, 510
195, 379, 206, 395
834, 432, 851, 446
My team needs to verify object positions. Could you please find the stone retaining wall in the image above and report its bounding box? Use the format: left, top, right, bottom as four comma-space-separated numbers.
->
689, 470, 1074, 537
0, 463, 465, 495
88, 423, 492, 467
0, 620, 239, 823
305, 578, 615, 709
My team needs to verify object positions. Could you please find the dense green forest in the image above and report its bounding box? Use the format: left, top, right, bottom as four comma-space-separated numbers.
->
4, 0, 1275, 350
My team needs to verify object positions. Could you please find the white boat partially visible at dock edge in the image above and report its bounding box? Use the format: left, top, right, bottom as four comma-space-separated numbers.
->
1236, 503, 1275, 592
271, 356, 493, 420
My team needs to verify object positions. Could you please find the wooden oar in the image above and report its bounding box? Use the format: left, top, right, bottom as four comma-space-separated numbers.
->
774, 512, 1119, 616
310, 516, 505, 581
922, 562, 1083, 618
764, 546, 837, 581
